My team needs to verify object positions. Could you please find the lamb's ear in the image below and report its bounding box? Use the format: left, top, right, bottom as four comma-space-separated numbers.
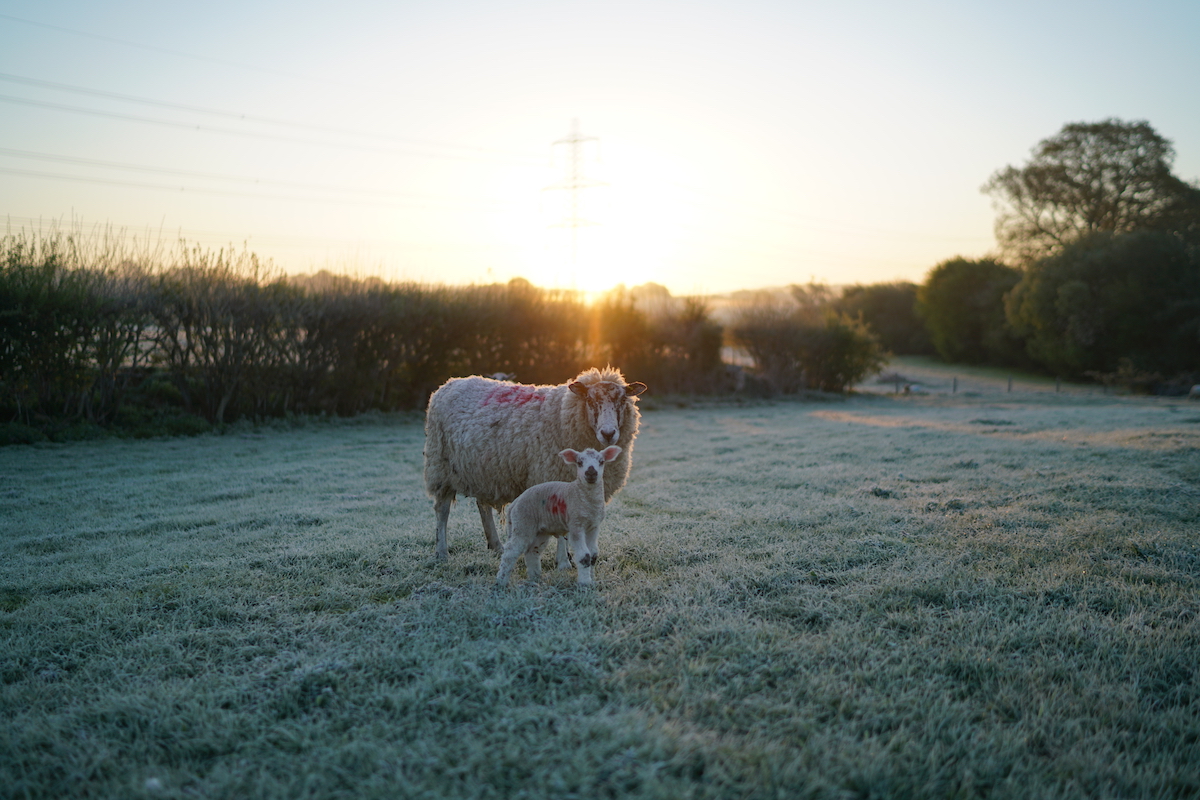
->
569, 381, 589, 399
601, 445, 622, 462
625, 382, 648, 397
559, 448, 580, 464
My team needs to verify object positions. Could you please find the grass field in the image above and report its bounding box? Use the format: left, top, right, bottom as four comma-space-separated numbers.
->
2, 370, 1199, 799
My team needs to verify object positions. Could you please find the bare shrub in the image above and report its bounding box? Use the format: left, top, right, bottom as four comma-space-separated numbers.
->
729, 284, 885, 393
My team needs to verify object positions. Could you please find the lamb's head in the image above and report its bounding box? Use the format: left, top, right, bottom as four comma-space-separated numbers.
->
569, 378, 648, 446
560, 446, 621, 485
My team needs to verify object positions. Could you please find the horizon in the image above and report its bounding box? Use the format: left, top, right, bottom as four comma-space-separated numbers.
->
3, 1, 1199, 296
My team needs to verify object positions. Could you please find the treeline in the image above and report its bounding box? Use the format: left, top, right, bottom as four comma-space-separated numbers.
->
914, 234, 1200, 391
789, 119, 1200, 394
912, 119, 1200, 391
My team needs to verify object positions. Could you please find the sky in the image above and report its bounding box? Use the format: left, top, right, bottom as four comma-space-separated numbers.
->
2, 1, 1198, 296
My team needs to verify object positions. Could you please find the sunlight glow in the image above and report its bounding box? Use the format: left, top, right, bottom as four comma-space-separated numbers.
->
492, 141, 694, 295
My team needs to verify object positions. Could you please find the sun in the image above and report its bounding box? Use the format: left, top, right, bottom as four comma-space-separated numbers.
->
492, 140, 694, 296
529, 222, 676, 296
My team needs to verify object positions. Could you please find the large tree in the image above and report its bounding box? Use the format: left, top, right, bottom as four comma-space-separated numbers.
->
917, 257, 1024, 365
983, 119, 1200, 264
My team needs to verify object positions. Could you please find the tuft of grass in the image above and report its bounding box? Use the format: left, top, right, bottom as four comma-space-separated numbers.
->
1, 389, 1198, 798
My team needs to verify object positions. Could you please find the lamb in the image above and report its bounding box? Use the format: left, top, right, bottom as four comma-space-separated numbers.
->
496, 446, 620, 587
423, 366, 647, 561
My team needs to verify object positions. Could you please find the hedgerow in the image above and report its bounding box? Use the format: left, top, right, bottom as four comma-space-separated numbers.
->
0, 232, 736, 437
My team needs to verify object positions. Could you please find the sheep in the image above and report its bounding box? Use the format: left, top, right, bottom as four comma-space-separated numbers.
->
423, 366, 647, 561
496, 446, 620, 587
1189, 385, 1200, 401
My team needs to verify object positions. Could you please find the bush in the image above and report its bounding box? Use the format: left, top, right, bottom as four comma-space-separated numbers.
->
1006, 231, 1200, 379
834, 281, 933, 355
593, 286, 725, 393
917, 257, 1025, 365
0, 422, 46, 446
729, 291, 885, 393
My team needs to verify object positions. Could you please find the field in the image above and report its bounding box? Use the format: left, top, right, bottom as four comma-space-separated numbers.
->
2, 370, 1199, 799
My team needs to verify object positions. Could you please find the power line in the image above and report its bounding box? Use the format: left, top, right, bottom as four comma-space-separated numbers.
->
0, 166, 509, 213
0, 146, 507, 208
0, 71, 543, 162
0, 12, 328, 86
0, 92, 539, 165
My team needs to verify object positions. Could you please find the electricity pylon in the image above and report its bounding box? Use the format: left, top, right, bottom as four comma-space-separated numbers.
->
544, 119, 605, 273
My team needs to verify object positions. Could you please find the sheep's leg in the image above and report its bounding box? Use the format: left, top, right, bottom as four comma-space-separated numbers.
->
569, 527, 594, 587
555, 537, 573, 571
477, 500, 502, 553
434, 491, 454, 561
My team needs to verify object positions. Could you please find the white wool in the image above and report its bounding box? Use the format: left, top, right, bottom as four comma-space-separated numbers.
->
423, 366, 644, 558
497, 446, 618, 587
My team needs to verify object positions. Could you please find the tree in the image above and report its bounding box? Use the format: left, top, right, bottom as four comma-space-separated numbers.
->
983, 119, 1200, 264
917, 257, 1024, 365
834, 281, 933, 355
1005, 231, 1200, 380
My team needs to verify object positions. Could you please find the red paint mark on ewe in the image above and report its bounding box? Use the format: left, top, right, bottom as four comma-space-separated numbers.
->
545, 493, 568, 518
482, 384, 545, 408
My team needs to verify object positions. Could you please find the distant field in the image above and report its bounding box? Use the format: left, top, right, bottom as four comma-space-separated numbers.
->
857, 355, 1099, 396
2, 380, 1199, 799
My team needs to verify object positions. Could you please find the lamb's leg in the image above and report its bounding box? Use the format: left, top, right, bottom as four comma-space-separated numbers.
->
581, 525, 600, 582
497, 543, 521, 586
477, 500, 502, 553
434, 491, 454, 561
555, 537, 573, 570
569, 527, 594, 587
497, 523, 527, 585
524, 535, 549, 582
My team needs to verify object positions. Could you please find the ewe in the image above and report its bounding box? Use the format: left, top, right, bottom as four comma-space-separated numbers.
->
423, 367, 646, 560
497, 446, 620, 587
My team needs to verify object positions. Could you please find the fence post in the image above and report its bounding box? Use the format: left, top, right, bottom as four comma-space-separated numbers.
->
952, 377, 957, 394
1007, 376, 1013, 393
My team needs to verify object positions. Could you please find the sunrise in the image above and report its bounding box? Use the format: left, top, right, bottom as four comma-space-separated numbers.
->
4, 2, 1200, 798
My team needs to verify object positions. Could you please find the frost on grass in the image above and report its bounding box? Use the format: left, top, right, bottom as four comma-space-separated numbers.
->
1, 392, 1199, 799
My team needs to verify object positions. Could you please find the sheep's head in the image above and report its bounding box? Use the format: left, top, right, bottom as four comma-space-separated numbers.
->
569, 379, 647, 446
560, 446, 622, 485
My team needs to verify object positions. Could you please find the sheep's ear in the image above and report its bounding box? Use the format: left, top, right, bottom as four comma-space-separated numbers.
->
625, 382, 648, 397
569, 381, 589, 398
559, 448, 580, 464
601, 445, 621, 462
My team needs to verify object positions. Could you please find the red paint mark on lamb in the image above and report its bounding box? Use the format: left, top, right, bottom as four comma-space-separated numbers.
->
545, 493, 568, 518
482, 384, 546, 407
